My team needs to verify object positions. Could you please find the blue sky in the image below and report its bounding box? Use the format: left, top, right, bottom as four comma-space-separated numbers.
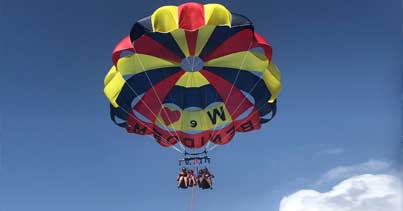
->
1, 0, 400, 211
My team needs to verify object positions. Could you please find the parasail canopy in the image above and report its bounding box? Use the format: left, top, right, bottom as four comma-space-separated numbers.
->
104, 2, 282, 150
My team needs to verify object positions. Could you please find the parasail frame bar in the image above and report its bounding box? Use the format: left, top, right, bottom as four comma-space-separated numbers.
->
179, 150, 211, 166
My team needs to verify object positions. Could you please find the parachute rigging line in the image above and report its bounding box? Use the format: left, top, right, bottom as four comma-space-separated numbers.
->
207, 98, 277, 152
189, 159, 197, 211
132, 47, 186, 152
111, 56, 184, 152
207, 40, 254, 151
115, 105, 184, 153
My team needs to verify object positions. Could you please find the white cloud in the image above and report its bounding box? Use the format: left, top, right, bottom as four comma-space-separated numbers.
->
316, 159, 391, 185
280, 174, 402, 211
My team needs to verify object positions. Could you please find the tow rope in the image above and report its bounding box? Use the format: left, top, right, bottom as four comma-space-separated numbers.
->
189, 159, 197, 211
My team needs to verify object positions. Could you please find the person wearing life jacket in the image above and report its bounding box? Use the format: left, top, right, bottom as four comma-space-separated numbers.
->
197, 168, 205, 188
203, 167, 214, 189
187, 169, 197, 187
177, 167, 188, 188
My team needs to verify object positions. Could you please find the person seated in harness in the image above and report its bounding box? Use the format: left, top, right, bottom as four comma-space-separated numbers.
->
177, 167, 188, 188
187, 169, 197, 187
203, 167, 214, 189
197, 168, 205, 188
197, 168, 214, 189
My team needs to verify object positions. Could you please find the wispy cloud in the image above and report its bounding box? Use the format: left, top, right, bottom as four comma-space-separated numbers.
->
316, 159, 391, 185
317, 148, 344, 155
